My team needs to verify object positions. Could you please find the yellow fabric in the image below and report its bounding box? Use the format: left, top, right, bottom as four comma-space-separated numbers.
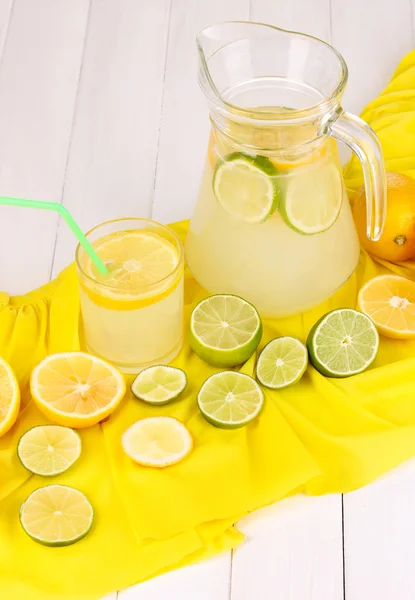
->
2, 50, 415, 600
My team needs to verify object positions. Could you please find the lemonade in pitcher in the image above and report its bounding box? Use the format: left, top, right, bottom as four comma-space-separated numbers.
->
185, 22, 386, 317
76, 219, 184, 373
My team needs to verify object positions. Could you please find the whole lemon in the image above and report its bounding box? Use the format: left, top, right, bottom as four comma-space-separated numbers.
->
352, 172, 415, 262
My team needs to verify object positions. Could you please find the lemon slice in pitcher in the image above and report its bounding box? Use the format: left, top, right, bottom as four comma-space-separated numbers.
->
213, 153, 279, 223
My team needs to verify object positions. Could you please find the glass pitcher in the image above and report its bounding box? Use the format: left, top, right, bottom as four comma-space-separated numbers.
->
185, 22, 387, 317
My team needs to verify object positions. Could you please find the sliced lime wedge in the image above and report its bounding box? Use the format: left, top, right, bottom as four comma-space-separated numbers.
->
280, 162, 342, 234
307, 308, 379, 377
189, 294, 262, 367
213, 153, 279, 223
197, 371, 264, 429
20, 485, 94, 546
256, 336, 308, 389
131, 366, 187, 405
17, 425, 81, 476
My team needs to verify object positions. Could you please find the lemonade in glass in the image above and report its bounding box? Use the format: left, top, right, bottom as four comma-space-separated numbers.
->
76, 218, 184, 373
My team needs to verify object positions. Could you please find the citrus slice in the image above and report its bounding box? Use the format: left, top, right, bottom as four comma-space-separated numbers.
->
256, 336, 308, 389
307, 308, 379, 377
197, 371, 264, 429
20, 485, 93, 546
279, 162, 343, 234
189, 294, 262, 367
131, 366, 187, 405
122, 417, 192, 467
0, 357, 20, 438
213, 153, 279, 223
30, 352, 126, 428
17, 425, 82, 476
86, 230, 180, 289
358, 274, 415, 339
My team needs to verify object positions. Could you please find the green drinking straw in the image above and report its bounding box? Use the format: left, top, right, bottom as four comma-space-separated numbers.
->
0, 196, 109, 275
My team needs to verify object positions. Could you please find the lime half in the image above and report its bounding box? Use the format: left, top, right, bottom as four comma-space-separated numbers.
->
17, 425, 81, 476
131, 366, 187, 405
197, 371, 264, 429
189, 294, 262, 367
280, 163, 342, 234
213, 153, 279, 223
307, 308, 379, 377
20, 485, 94, 546
256, 336, 308, 389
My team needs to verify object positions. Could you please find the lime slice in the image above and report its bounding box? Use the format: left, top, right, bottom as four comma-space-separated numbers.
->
213, 153, 279, 223
307, 308, 379, 377
197, 371, 264, 429
20, 485, 94, 546
131, 366, 187, 405
189, 294, 262, 367
279, 163, 342, 234
17, 425, 82, 476
256, 336, 308, 389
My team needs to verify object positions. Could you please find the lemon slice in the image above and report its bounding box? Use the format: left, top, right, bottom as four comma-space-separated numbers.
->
0, 357, 20, 438
20, 485, 93, 546
30, 352, 126, 428
87, 230, 179, 290
280, 162, 343, 234
256, 337, 308, 389
197, 371, 264, 429
189, 294, 262, 367
122, 417, 193, 467
17, 425, 82, 476
131, 366, 187, 405
213, 153, 279, 223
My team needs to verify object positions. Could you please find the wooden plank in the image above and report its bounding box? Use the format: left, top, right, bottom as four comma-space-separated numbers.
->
0, 0, 90, 294
151, 0, 251, 224
232, 495, 344, 600
51, 0, 171, 276
119, 554, 231, 600
0, 0, 13, 53
344, 460, 415, 600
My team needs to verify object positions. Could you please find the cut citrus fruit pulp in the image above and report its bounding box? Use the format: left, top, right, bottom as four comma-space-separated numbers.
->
30, 352, 126, 428
17, 425, 82, 476
122, 417, 192, 467
307, 308, 379, 378
189, 294, 262, 367
86, 230, 179, 291
213, 153, 279, 223
358, 275, 415, 339
197, 371, 264, 429
256, 337, 308, 389
20, 485, 93, 546
131, 366, 187, 405
0, 357, 20, 438
280, 162, 343, 234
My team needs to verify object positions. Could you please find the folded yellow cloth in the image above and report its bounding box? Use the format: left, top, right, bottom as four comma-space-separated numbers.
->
2, 50, 415, 600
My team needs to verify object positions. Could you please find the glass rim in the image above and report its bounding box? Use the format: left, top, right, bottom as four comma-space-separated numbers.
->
197, 21, 349, 124
75, 217, 184, 292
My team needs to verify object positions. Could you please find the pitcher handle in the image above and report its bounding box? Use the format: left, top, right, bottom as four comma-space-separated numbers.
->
327, 109, 387, 241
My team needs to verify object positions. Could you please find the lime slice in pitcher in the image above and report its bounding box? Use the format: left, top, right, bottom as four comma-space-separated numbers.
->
279, 163, 343, 234
256, 337, 308, 389
213, 153, 279, 223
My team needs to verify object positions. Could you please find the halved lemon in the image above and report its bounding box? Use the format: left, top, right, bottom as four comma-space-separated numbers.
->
30, 352, 126, 428
0, 357, 20, 438
358, 275, 415, 339
122, 417, 193, 467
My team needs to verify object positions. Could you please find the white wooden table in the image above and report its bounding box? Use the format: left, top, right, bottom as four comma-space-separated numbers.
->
0, 1, 414, 598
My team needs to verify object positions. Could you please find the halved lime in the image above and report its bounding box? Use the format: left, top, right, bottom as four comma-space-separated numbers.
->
307, 308, 379, 377
20, 485, 94, 546
131, 366, 187, 405
17, 425, 82, 476
213, 153, 279, 223
279, 163, 342, 234
198, 371, 264, 429
189, 294, 262, 367
256, 336, 308, 389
